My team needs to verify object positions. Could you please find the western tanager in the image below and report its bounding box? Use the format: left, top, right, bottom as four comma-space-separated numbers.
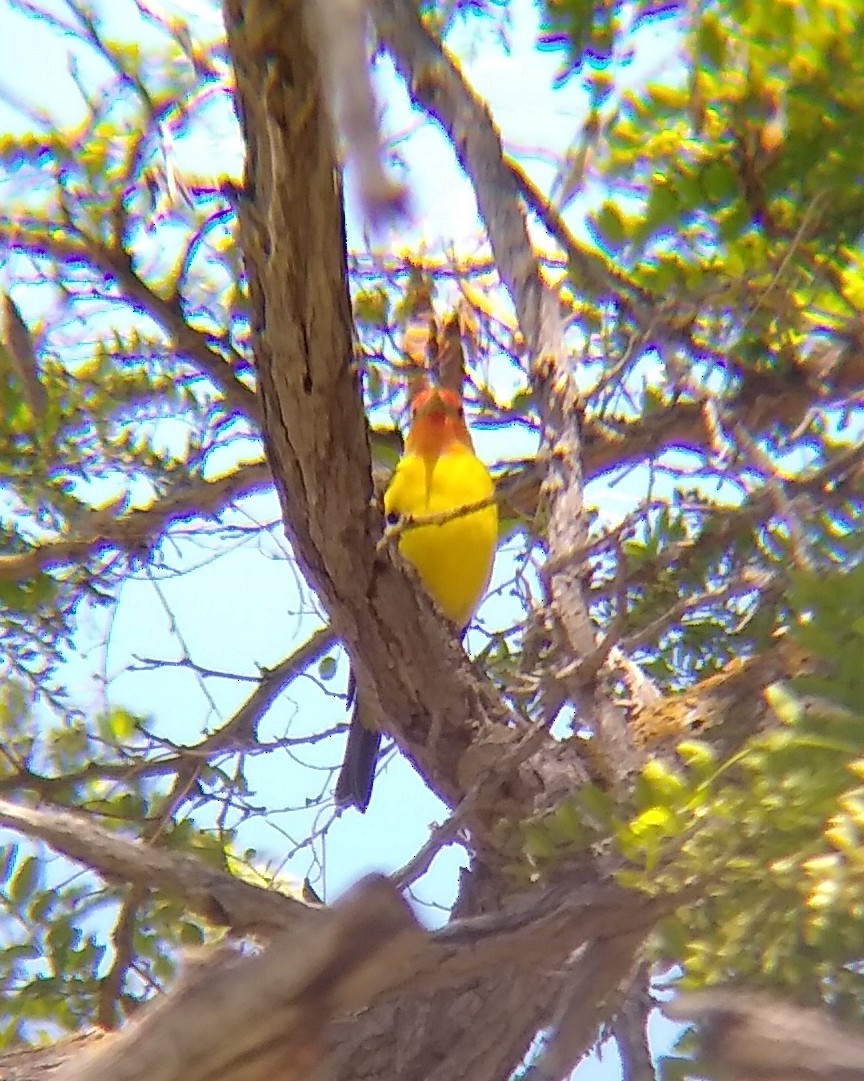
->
335, 385, 498, 811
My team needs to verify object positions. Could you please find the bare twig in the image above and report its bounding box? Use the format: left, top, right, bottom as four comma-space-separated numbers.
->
372, 0, 639, 786
0, 289, 47, 418
617, 567, 780, 654
98, 887, 146, 1030
392, 719, 549, 890
377, 493, 498, 549
614, 965, 656, 1081
729, 416, 814, 570
0, 223, 259, 423
192, 625, 338, 753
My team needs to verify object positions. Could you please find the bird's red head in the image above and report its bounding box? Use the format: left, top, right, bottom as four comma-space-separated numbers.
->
405, 386, 474, 456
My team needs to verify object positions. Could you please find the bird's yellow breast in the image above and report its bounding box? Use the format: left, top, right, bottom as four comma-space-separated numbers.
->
384, 444, 497, 628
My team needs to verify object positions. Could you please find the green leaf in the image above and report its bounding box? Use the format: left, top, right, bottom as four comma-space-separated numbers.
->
178, 922, 205, 947
591, 201, 630, 250
318, 655, 338, 681
353, 287, 390, 327
10, 856, 42, 905
701, 159, 737, 204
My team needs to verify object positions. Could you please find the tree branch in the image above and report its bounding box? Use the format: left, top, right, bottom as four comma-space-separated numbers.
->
101, 242, 261, 424
224, 0, 530, 834
0, 870, 673, 1081
666, 990, 864, 1081
0, 222, 260, 423
0, 460, 271, 581
55, 875, 421, 1081
0, 798, 309, 935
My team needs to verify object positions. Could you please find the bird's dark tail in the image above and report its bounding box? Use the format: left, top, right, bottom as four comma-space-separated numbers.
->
335, 675, 381, 812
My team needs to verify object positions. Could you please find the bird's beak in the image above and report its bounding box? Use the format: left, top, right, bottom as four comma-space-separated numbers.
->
414, 388, 447, 418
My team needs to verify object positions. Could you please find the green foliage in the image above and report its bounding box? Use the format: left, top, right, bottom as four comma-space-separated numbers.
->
522, 563, 864, 1006
0, 0, 250, 687
787, 567, 864, 714
581, 0, 864, 384
0, 680, 230, 1034
537, 0, 681, 85
0, 2, 263, 1036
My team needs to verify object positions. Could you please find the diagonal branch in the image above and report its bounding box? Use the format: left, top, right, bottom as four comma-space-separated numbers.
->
55, 875, 421, 1081
39, 872, 672, 1081
666, 990, 864, 1081
195, 625, 338, 754
139, 625, 339, 822
0, 797, 309, 935
100, 243, 262, 424
0, 222, 260, 424
0, 460, 272, 581
0, 789, 677, 996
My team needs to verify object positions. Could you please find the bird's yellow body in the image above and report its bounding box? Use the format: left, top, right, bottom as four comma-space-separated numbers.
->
335, 386, 498, 811
385, 439, 497, 627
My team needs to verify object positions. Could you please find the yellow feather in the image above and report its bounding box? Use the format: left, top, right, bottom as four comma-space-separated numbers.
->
384, 441, 497, 627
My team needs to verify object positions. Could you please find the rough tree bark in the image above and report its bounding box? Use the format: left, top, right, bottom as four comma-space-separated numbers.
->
0, 0, 858, 1075
0, 803, 675, 1081
219, 3, 658, 1079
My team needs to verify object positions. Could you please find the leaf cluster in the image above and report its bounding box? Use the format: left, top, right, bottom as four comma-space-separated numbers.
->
523, 561, 864, 1010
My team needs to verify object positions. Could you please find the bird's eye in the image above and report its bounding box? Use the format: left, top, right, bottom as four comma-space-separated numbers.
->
456, 405, 465, 418
385, 510, 401, 526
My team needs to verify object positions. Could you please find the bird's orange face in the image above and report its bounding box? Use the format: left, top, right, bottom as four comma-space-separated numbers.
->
405, 387, 473, 456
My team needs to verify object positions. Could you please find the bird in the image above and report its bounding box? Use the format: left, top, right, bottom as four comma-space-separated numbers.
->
335, 384, 498, 811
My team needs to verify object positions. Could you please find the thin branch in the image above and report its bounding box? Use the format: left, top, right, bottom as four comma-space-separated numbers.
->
507, 156, 648, 308
392, 719, 550, 890
124, 627, 338, 825
101, 244, 260, 422
378, 493, 498, 547
192, 625, 338, 755
0, 223, 259, 423
372, 0, 640, 784
617, 566, 780, 654
98, 887, 145, 1030
614, 965, 657, 1081
0, 460, 272, 581
0, 756, 181, 800
519, 934, 649, 1081
728, 416, 814, 569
